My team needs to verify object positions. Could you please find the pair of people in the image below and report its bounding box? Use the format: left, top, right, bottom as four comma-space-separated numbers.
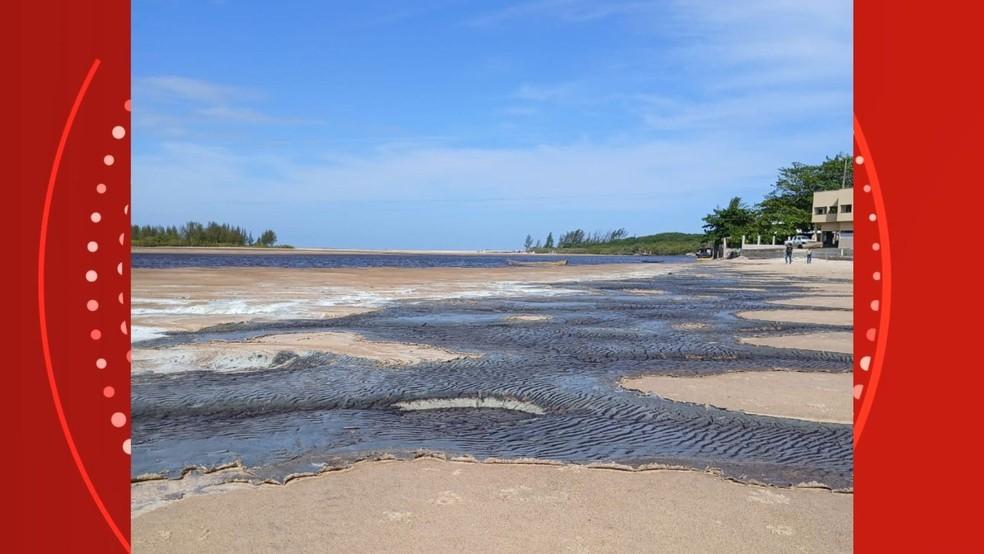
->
785, 243, 813, 264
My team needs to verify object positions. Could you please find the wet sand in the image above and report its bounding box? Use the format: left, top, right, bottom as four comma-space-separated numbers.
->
134, 331, 477, 374
133, 458, 852, 554
133, 246, 515, 256
132, 255, 854, 551
622, 371, 853, 424
132, 264, 674, 337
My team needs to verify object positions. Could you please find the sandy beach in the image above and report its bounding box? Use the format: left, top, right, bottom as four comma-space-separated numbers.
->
133, 458, 851, 554
132, 254, 853, 552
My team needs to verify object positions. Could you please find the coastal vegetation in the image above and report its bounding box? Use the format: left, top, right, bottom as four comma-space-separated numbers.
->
131, 221, 289, 248
521, 155, 851, 256
525, 231, 702, 255
702, 154, 853, 245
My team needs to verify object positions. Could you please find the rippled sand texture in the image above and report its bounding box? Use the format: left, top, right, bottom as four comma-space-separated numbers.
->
134, 259, 853, 492
133, 331, 478, 374
133, 458, 852, 554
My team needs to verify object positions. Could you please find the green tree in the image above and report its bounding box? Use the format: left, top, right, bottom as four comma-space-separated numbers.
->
544, 232, 554, 249
756, 154, 853, 234
523, 234, 534, 252
702, 197, 757, 245
258, 229, 278, 247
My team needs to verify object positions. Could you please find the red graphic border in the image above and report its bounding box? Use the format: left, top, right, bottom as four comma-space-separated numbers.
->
6, 1, 131, 551
6, 0, 984, 550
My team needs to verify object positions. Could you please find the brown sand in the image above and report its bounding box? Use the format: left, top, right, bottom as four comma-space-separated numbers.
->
769, 296, 853, 310
737, 309, 852, 326
727, 257, 853, 278
722, 259, 853, 355
621, 371, 853, 424
133, 331, 475, 374
740, 332, 853, 354
132, 458, 852, 554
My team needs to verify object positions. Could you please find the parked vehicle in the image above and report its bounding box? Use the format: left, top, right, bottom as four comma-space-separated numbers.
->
784, 235, 821, 249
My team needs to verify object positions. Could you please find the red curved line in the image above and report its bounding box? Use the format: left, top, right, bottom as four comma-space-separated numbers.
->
38, 59, 131, 552
853, 115, 892, 449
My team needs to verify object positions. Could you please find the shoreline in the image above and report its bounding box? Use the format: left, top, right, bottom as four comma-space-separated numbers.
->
132, 246, 687, 257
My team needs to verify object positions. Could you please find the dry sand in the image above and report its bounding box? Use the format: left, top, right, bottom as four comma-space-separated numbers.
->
133, 331, 476, 374
727, 256, 853, 278
132, 458, 852, 554
740, 332, 853, 354
723, 258, 853, 354
737, 309, 852, 326
622, 371, 853, 424
769, 296, 853, 310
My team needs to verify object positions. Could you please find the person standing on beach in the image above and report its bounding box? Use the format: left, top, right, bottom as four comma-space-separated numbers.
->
806, 249, 813, 264
785, 243, 794, 264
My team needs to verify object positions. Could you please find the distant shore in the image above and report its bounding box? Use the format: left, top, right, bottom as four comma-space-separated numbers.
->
135, 246, 539, 256
131, 246, 674, 257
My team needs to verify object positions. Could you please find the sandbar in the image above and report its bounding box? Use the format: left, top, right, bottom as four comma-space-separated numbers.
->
621, 371, 852, 424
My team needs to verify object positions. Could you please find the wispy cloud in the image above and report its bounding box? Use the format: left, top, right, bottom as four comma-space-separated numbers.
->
469, 0, 657, 27
135, 75, 321, 132
137, 75, 258, 104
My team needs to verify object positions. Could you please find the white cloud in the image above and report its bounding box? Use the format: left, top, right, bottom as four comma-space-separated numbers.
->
137, 75, 257, 103
134, 75, 318, 132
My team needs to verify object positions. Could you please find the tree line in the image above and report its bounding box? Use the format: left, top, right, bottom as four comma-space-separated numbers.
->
131, 221, 281, 247
521, 229, 700, 255
523, 228, 627, 252
701, 154, 853, 246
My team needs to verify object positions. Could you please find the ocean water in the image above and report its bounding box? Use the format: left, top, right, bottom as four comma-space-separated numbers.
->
132, 252, 691, 269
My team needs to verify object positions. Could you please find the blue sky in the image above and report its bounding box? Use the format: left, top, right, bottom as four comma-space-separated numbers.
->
133, 0, 851, 249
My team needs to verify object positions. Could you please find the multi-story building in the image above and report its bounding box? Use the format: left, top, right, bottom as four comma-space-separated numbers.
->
811, 188, 854, 249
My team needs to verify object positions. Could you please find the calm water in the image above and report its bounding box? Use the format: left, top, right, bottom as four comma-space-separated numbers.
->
132, 251, 692, 269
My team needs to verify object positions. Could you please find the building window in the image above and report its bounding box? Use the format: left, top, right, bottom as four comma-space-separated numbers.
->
829, 205, 838, 214
814, 207, 827, 215
841, 204, 852, 213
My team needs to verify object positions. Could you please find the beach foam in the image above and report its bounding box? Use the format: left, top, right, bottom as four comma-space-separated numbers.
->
393, 397, 546, 415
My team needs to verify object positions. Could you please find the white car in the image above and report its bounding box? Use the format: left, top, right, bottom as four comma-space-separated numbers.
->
785, 235, 821, 249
